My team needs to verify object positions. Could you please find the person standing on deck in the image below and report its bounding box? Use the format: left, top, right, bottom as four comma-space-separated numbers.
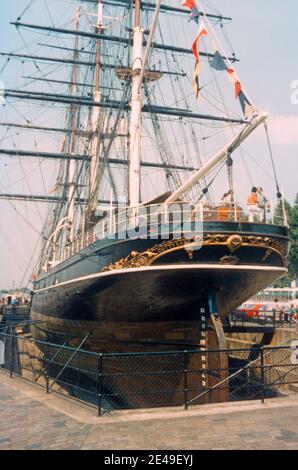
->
247, 187, 261, 222
222, 190, 234, 204
256, 187, 268, 223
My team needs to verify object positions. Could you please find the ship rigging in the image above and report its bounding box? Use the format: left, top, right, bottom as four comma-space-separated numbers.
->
0, 1, 291, 386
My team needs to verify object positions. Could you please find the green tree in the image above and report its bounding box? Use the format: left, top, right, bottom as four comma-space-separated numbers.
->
273, 196, 298, 287
288, 194, 298, 280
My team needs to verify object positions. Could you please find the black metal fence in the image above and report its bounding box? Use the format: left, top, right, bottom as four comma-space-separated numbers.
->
0, 330, 297, 416
229, 310, 297, 329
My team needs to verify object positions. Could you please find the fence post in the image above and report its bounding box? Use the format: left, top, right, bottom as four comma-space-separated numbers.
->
97, 354, 103, 417
45, 344, 49, 393
46, 373, 49, 394
184, 351, 188, 410
260, 347, 265, 404
10, 333, 13, 378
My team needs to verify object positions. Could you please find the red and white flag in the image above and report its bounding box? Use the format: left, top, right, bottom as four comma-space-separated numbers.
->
227, 68, 242, 97
192, 21, 208, 62
182, 0, 195, 9
227, 67, 238, 84
192, 22, 208, 98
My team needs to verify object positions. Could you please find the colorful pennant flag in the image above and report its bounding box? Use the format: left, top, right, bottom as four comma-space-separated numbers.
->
182, 0, 195, 9
192, 22, 208, 98
181, 2, 254, 115
188, 5, 200, 24
226, 67, 255, 117
239, 90, 254, 119
227, 67, 238, 84
210, 50, 227, 71
192, 22, 208, 61
193, 62, 200, 98
235, 81, 242, 98
227, 67, 241, 97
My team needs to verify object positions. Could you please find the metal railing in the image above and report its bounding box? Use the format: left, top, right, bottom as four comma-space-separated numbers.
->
51, 201, 286, 267
188, 339, 298, 407
0, 329, 297, 416
230, 310, 297, 329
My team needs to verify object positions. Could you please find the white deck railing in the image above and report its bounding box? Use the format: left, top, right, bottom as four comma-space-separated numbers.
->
47, 201, 286, 269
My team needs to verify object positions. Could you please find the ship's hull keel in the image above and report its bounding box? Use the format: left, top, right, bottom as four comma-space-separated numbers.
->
31, 264, 286, 408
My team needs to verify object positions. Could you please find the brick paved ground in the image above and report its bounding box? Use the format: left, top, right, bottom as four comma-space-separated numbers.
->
0, 371, 297, 450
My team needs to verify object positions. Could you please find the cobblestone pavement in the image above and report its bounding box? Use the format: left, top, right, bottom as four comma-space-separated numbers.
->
0, 372, 297, 450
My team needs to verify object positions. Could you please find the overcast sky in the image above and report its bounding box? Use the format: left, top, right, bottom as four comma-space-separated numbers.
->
0, 0, 297, 289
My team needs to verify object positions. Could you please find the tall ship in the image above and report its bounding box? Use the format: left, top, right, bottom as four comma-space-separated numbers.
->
0, 0, 291, 365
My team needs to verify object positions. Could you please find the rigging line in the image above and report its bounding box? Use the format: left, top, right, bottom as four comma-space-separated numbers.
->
0, 127, 11, 146
11, 143, 44, 223
20, 235, 41, 288
16, 0, 35, 22
201, 86, 241, 120
239, 150, 253, 187
145, 86, 181, 190
155, 81, 183, 172
89, 84, 130, 212
264, 123, 281, 194
206, 75, 236, 123
238, 146, 275, 182
16, 29, 57, 94
220, 20, 236, 58
195, 122, 213, 200
201, 0, 223, 18
0, 58, 10, 75
43, 0, 72, 56
3, 124, 45, 226
183, 71, 241, 121
201, 127, 239, 141
171, 56, 206, 173
190, 159, 227, 203
21, 60, 50, 200
0, 163, 51, 190
154, 24, 185, 181
0, 196, 46, 239
0, 224, 28, 272
22, 62, 69, 86
200, 2, 254, 106
157, 75, 188, 168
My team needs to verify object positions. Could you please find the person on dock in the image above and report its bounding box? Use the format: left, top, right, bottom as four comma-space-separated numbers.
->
289, 304, 296, 326
294, 307, 298, 336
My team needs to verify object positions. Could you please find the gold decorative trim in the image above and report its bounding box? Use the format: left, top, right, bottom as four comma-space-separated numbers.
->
101, 234, 286, 272
101, 239, 190, 272
203, 234, 286, 257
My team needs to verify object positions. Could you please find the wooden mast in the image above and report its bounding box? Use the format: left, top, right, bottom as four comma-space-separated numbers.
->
128, 0, 143, 207
67, 7, 81, 243
89, 0, 103, 217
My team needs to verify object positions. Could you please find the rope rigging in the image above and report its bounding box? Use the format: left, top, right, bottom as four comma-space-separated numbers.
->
0, 0, 288, 286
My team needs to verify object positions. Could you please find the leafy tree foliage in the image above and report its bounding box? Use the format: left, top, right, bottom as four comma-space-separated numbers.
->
288, 194, 298, 279
273, 195, 298, 287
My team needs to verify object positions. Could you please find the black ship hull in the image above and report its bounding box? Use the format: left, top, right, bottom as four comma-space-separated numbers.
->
30, 221, 290, 407
31, 220, 290, 351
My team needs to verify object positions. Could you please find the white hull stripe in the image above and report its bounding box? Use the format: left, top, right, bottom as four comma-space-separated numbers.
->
33, 264, 287, 293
